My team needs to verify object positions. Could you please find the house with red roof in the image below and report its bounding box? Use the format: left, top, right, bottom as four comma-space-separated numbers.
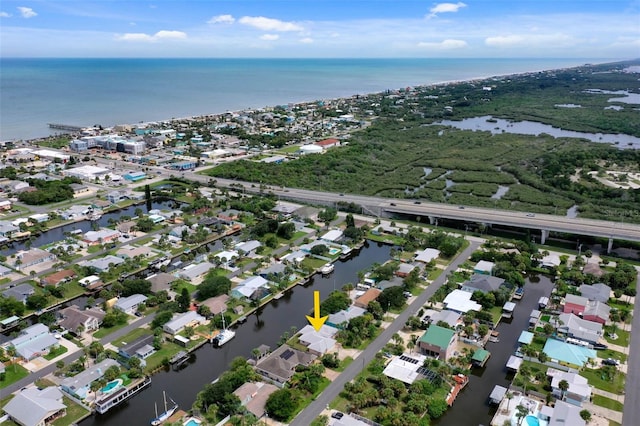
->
314, 138, 340, 149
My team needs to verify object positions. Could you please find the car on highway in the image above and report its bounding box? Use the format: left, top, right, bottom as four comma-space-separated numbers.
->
390, 203, 396, 206
414, 201, 421, 204
526, 213, 535, 217
339, 193, 344, 196
458, 206, 465, 209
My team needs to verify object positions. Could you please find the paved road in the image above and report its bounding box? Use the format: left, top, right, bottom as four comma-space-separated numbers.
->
2, 313, 156, 396
290, 240, 481, 426
622, 272, 640, 426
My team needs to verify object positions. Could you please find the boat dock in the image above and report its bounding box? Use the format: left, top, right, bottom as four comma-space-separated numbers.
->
95, 376, 151, 414
169, 351, 190, 367
47, 123, 84, 132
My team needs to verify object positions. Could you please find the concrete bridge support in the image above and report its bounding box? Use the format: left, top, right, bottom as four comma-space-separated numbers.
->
608, 238, 614, 254
428, 216, 438, 226
540, 229, 549, 245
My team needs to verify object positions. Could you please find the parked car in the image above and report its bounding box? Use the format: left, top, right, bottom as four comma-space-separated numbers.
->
331, 412, 344, 420
602, 358, 619, 366
592, 343, 608, 350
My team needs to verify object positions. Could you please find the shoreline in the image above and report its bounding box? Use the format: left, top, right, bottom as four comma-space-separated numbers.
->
3, 58, 628, 143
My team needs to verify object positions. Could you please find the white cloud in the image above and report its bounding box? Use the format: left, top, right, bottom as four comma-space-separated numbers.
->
428, 2, 466, 18
208, 14, 235, 25
239, 16, 303, 32
260, 34, 279, 41
116, 30, 187, 42
300, 37, 314, 44
417, 39, 467, 49
485, 33, 575, 48
0, 11, 11, 18
17, 6, 37, 18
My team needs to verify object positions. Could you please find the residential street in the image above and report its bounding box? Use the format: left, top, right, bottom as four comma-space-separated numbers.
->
622, 271, 640, 426
289, 240, 481, 426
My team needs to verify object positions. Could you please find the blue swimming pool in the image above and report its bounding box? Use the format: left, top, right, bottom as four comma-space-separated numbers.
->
183, 419, 201, 426
525, 415, 540, 426
101, 379, 122, 394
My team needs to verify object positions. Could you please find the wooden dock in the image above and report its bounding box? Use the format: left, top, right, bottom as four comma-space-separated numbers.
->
47, 123, 84, 132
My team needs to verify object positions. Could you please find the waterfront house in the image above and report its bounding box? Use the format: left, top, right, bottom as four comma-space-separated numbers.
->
235, 240, 262, 256
297, 324, 338, 355
58, 305, 105, 334
231, 276, 271, 300
320, 229, 343, 243
200, 294, 230, 316
418, 324, 457, 361
579, 283, 611, 303
2, 283, 35, 304
233, 382, 278, 419
41, 269, 77, 287
163, 311, 206, 335
354, 288, 382, 309
146, 273, 178, 293
547, 368, 591, 406
83, 229, 121, 246
3, 387, 66, 426
79, 255, 125, 273
118, 334, 155, 361
255, 344, 316, 386
542, 339, 596, 368
60, 359, 119, 400
258, 262, 287, 280
461, 274, 505, 294
114, 294, 147, 315
557, 313, 603, 344
0, 221, 18, 237
4, 323, 59, 360
176, 262, 214, 282
395, 263, 416, 278
539, 400, 586, 426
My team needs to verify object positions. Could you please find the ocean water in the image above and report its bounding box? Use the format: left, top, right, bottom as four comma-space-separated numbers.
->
0, 57, 605, 141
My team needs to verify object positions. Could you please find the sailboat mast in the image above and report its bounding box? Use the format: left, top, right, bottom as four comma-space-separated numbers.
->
163, 391, 168, 412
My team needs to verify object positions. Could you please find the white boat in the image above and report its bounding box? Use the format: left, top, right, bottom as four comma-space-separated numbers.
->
216, 328, 236, 346
150, 391, 178, 425
215, 312, 236, 347
321, 263, 335, 274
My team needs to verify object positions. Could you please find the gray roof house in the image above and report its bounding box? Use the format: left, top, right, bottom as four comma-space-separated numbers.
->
146, 272, 178, 293
461, 274, 505, 294
255, 344, 316, 385
4, 323, 59, 361
235, 240, 262, 255
114, 294, 147, 315
557, 313, 603, 343
79, 255, 125, 272
2, 283, 35, 304
58, 305, 105, 334
118, 334, 155, 360
579, 283, 611, 303
3, 387, 66, 426
163, 311, 206, 335
60, 359, 119, 400
176, 262, 214, 281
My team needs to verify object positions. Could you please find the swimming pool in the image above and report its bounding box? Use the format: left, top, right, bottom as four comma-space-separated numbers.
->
525, 415, 540, 426
101, 378, 123, 394
328, 248, 340, 255
183, 418, 201, 426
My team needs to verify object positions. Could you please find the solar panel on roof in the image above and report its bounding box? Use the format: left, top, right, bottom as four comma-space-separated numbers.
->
281, 349, 295, 360
399, 355, 419, 364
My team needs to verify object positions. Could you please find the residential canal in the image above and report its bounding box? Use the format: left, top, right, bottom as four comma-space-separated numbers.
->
0, 199, 182, 256
435, 274, 556, 426
80, 241, 392, 426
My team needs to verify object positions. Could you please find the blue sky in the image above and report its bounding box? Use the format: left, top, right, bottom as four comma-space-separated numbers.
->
1, 0, 638, 58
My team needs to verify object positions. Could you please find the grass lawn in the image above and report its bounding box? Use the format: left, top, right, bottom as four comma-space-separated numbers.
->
488, 306, 503, 324
366, 231, 405, 246
540, 314, 551, 322
277, 145, 303, 154
597, 349, 627, 363
604, 327, 631, 346
301, 257, 327, 271
173, 280, 198, 296
51, 396, 90, 426
62, 281, 87, 299
0, 364, 30, 389
580, 368, 625, 394
144, 341, 190, 372
44, 345, 68, 360
93, 321, 130, 339
111, 328, 153, 348
335, 356, 354, 372
592, 394, 624, 412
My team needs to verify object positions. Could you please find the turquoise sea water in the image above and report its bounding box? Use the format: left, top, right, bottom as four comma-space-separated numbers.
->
0, 58, 606, 140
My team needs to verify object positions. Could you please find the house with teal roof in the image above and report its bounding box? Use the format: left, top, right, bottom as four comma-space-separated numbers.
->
418, 324, 457, 361
543, 338, 596, 368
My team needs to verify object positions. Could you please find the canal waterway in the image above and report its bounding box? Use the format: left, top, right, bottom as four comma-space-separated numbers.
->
80, 241, 392, 426
435, 274, 556, 426
1, 200, 182, 257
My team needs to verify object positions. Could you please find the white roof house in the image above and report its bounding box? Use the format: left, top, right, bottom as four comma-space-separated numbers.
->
443, 289, 482, 313
163, 311, 206, 335
4, 387, 66, 426
541, 253, 562, 268
176, 262, 214, 280
214, 250, 239, 263
60, 359, 119, 400
231, 276, 270, 299
5, 323, 59, 360
114, 294, 147, 314
382, 353, 428, 384
235, 240, 262, 254
474, 260, 495, 274
548, 368, 592, 405
415, 248, 440, 263
320, 229, 343, 242
298, 324, 338, 355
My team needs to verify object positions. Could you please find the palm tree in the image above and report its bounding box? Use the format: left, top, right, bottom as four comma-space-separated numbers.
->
505, 391, 514, 411
558, 379, 569, 401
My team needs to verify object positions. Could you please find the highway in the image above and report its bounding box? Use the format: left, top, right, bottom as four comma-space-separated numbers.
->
290, 240, 482, 426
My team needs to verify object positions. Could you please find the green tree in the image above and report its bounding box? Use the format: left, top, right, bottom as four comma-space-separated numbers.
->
558, 379, 569, 400
197, 274, 232, 301
265, 388, 300, 421
177, 287, 191, 312
579, 409, 591, 422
